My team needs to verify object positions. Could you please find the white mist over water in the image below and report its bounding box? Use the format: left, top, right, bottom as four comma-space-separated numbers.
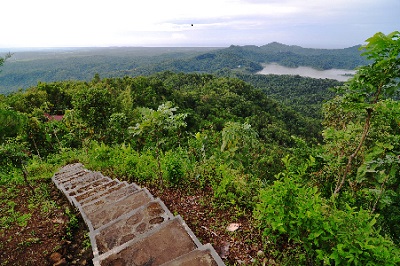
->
257, 63, 356, 81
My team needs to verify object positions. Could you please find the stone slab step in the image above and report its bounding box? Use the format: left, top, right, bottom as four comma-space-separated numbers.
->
82, 188, 153, 231
68, 176, 112, 198
79, 181, 130, 206
63, 172, 106, 193
93, 216, 202, 266
81, 183, 140, 214
161, 243, 225, 266
53, 163, 84, 178
72, 179, 121, 205
91, 198, 173, 256
53, 169, 88, 188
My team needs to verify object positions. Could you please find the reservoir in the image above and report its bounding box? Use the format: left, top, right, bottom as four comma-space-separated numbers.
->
257, 63, 356, 81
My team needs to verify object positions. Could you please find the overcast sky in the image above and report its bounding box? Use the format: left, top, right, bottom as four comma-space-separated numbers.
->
1, 0, 399, 49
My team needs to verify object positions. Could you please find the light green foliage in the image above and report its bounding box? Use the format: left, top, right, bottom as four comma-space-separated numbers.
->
221, 121, 258, 167
129, 102, 187, 181
107, 113, 128, 144
0, 138, 29, 178
320, 32, 400, 241
85, 142, 158, 183
65, 207, 79, 240
212, 164, 258, 210
0, 201, 32, 229
130, 101, 187, 144
162, 148, 190, 187
0, 108, 27, 143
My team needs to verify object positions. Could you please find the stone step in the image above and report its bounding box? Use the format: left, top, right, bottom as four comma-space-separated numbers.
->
83, 188, 153, 231
81, 183, 141, 214
161, 244, 225, 266
72, 179, 121, 205
53, 168, 88, 187
54, 163, 84, 178
91, 198, 173, 257
68, 175, 112, 197
63, 172, 105, 193
93, 216, 201, 266
79, 181, 129, 206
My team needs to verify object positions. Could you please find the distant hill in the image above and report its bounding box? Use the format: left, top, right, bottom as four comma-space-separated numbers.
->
0, 43, 368, 94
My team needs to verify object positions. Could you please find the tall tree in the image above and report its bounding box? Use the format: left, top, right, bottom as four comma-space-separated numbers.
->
72, 86, 114, 137
324, 31, 400, 197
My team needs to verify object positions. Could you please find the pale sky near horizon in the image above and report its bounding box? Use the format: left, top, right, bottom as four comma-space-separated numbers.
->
1, 0, 399, 49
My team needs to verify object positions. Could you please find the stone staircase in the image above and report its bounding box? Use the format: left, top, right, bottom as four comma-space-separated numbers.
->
52, 163, 225, 266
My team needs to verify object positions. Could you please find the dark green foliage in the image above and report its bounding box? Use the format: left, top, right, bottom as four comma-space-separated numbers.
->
0, 107, 27, 143
162, 149, 189, 187
0, 139, 29, 172
72, 85, 114, 136
236, 73, 342, 119
0, 44, 367, 94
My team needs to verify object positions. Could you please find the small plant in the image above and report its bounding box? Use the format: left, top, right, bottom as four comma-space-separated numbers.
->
65, 207, 79, 240
17, 237, 41, 248
212, 164, 258, 210
0, 201, 31, 229
83, 233, 91, 249
162, 149, 189, 187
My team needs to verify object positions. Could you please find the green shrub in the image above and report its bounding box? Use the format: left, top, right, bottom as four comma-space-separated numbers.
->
162, 149, 189, 187
254, 163, 400, 265
212, 164, 258, 210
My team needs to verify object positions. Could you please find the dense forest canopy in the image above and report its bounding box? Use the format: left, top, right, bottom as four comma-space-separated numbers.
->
1, 31, 399, 265
0, 42, 368, 94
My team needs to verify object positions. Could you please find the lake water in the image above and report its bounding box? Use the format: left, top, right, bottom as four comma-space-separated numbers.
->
257, 63, 356, 81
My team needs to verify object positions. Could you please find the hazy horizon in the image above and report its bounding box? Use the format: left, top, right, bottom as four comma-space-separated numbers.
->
0, 41, 363, 54
2, 0, 398, 49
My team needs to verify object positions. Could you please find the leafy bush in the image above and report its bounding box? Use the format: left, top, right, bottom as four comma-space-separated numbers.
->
162, 148, 190, 187
254, 159, 400, 265
212, 164, 258, 210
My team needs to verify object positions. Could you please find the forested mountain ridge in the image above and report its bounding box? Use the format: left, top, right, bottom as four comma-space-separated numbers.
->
0, 42, 368, 94
121, 43, 368, 77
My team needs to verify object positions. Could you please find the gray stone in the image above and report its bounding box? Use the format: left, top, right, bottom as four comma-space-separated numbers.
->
52, 164, 225, 266
81, 184, 140, 213
72, 180, 120, 204
84, 189, 153, 230
79, 182, 129, 206
161, 244, 225, 266
93, 216, 201, 266
91, 199, 173, 256
53, 169, 87, 188
63, 172, 104, 192
68, 176, 111, 197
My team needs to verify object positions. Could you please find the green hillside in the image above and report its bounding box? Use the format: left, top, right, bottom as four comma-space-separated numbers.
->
0, 43, 368, 94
